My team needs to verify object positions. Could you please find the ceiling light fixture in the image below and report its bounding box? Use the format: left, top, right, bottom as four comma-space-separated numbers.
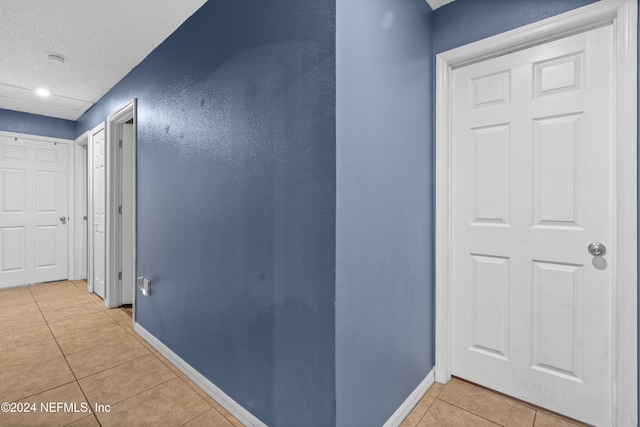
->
47, 53, 66, 64
35, 88, 51, 97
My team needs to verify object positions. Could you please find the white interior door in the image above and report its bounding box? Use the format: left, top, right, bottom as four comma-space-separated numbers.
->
451, 25, 613, 425
0, 134, 69, 288
120, 122, 134, 305
92, 127, 106, 298
73, 135, 88, 281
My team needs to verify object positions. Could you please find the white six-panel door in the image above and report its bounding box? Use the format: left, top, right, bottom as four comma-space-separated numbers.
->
92, 127, 106, 299
451, 25, 613, 425
0, 134, 69, 288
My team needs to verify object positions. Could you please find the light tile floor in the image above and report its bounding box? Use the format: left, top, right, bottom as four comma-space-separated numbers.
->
0, 280, 588, 427
0, 280, 242, 427
401, 379, 588, 427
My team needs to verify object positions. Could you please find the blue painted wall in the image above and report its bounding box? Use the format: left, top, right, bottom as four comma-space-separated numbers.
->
335, 1, 433, 426
0, 108, 76, 140
77, 1, 336, 425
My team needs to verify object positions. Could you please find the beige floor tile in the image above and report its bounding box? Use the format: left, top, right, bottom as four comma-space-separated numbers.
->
36, 295, 94, 313
0, 339, 62, 375
534, 411, 585, 427
0, 298, 38, 315
71, 280, 88, 291
400, 392, 437, 426
179, 375, 222, 409
55, 323, 130, 355
39, 302, 105, 324
105, 308, 133, 325
426, 382, 446, 398
48, 312, 118, 337
106, 307, 131, 319
29, 282, 82, 300
87, 293, 104, 305
183, 409, 234, 426
0, 323, 53, 351
0, 294, 35, 308
0, 285, 32, 298
0, 287, 34, 307
65, 414, 101, 426
438, 379, 535, 427
152, 351, 184, 376
79, 353, 176, 406
419, 399, 500, 427
131, 332, 157, 352
28, 279, 76, 288
32, 289, 89, 304
96, 377, 211, 427
0, 300, 40, 319
34, 295, 93, 313
66, 337, 150, 379
29, 280, 76, 293
1, 310, 47, 333
0, 382, 91, 427
0, 357, 75, 402
214, 406, 244, 427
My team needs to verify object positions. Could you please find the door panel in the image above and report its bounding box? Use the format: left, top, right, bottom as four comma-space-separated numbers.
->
92, 127, 106, 299
120, 122, 134, 305
451, 25, 613, 425
0, 135, 69, 288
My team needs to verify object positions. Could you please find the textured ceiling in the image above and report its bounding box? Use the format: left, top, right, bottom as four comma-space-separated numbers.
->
0, 0, 207, 120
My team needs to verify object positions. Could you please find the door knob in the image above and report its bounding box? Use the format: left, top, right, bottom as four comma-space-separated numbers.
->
588, 242, 606, 256
60, 216, 67, 225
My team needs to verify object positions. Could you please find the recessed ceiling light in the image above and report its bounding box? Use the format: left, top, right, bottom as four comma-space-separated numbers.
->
47, 54, 65, 64
35, 88, 50, 97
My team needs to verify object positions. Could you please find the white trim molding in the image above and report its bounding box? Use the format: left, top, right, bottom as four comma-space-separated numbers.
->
383, 370, 435, 427
72, 132, 89, 282
133, 323, 268, 427
425, 0, 455, 11
105, 99, 137, 309
435, 0, 637, 425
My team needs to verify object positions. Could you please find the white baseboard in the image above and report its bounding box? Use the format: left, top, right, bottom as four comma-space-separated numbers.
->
383, 369, 435, 427
133, 322, 267, 427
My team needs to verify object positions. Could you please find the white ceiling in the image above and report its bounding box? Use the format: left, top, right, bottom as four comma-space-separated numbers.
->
0, 0, 207, 121
0, 0, 450, 121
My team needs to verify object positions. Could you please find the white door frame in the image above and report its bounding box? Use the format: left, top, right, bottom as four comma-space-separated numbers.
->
435, 0, 637, 425
73, 132, 89, 281
105, 99, 137, 309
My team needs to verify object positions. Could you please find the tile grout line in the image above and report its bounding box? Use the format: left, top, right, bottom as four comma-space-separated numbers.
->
69, 350, 151, 379
27, 283, 104, 427
47, 286, 189, 417
449, 377, 586, 426
437, 397, 506, 426
410, 394, 440, 426
96, 376, 178, 409
9, 282, 239, 426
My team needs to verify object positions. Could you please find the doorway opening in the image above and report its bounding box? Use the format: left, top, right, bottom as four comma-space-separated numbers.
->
105, 99, 137, 309
87, 100, 137, 309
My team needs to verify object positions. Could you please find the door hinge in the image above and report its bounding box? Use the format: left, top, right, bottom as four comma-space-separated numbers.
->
119, 139, 123, 148
118, 272, 122, 280
118, 206, 122, 214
